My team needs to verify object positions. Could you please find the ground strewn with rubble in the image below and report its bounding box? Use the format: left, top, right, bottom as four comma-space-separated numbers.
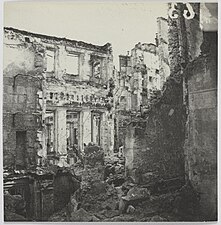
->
3, 3, 217, 222
4, 146, 201, 222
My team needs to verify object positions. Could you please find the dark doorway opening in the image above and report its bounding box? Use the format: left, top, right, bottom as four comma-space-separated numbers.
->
16, 131, 27, 170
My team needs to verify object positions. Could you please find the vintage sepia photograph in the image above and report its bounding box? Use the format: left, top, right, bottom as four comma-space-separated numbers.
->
2, 1, 218, 222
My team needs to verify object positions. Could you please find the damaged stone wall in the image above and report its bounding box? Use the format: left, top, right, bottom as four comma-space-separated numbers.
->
184, 31, 217, 220
3, 27, 115, 167
182, 3, 217, 220
42, 33, 114, 158
114, 112, 131, 153
130, 43, 160, 109
3, 29, 43, 169
156, 17, 170, 88
124, 3, 187, 185
124, 77, 186, 185
124, 3, 217, 221
30, 175, 54, 221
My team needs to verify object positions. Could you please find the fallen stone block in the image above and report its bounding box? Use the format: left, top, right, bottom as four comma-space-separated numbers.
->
93, 212, 107, 220
102, 209, 119, 218
91, 215, 100, 221
70, 208, 93, 222
126, 205, 135, 214
122, 179, 135, 190
122, 186, 150, 201
115, 186, 124, 199
101, 199, 118, 211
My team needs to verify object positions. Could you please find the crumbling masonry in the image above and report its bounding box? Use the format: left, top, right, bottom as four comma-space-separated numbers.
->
3, 2, 217, 222
124, 3, 217, 221
3, 27, 115, 169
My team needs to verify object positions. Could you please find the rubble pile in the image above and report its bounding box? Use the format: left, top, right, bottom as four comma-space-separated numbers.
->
4, 192, 27, 221
4, 142, 201, 222
80, 144, 119, 214
49, 144, 120, 221
49, 145, 198, 222
104, 154, 125, 187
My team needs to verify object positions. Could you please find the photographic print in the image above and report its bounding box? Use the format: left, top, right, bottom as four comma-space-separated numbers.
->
2, 1, 218, 222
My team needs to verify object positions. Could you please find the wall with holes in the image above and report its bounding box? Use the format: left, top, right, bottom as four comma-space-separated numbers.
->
3, 27, 115, 167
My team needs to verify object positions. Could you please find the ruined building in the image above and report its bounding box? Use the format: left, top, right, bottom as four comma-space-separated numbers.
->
114, 17, 170, 151
130, 42, 161, 110
116, 17, 170, 113
3, 27, 115, 169
123, 3, 217, 221
183, 3, 217, 220
117, 43, 161, 112
2, 2, 218, 222
156, 17, 170, 88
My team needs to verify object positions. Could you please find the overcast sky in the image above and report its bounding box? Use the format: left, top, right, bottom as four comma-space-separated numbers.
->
4, 2, 168, 69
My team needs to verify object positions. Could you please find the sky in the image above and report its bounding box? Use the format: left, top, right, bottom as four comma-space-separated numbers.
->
4, 1, 168, 69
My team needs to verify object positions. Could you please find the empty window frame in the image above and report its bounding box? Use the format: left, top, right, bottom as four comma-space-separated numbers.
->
66, 111, 79, 150
91, 113, 101, 145
90, 55, 103, 78
119, 56, 130, 69
66, 53, 79, 75
46, 49, 55, 72
45, 111, 54, 153
92, 61, 102, 78
120, 96, 126, 102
